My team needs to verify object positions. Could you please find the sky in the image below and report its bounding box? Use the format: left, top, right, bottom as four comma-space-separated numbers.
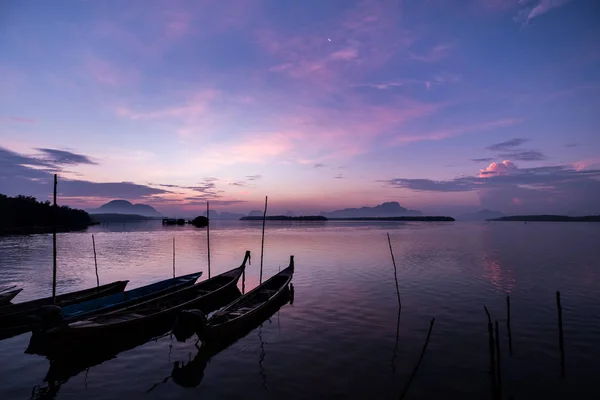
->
1, 0, 599, 216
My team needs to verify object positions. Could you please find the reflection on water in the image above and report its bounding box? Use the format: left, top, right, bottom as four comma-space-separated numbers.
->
1, 221, 600, 399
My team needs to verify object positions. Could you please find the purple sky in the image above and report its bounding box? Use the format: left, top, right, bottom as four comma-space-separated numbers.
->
1, 0, 599, 216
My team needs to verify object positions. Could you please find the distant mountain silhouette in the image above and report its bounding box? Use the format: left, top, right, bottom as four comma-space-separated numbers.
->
457, 209, 505, 221
202, 210, 245, 220
88, 200, 162, 217
320, 202, 421, 218
248, 210, 264, 217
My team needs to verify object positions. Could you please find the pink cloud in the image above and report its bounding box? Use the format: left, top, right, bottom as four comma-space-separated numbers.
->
258, 0, 413, 85
409, 42, 456, 63
116, 90, 220, 120
393, 119, 521, 146
572, 158, 600, 171
479, 160, 517, 177
8, 116, 36, 124
330, 48, 360, 61
85, 56, 139, 86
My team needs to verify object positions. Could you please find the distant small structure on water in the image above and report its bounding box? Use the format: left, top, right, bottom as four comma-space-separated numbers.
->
162, 218, 187, 226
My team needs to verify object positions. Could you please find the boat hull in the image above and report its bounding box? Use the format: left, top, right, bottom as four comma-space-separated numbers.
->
28, 256, 250, 357
0, 288, 22, 305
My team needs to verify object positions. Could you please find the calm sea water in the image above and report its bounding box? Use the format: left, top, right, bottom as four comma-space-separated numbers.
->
1, 221, 599, 399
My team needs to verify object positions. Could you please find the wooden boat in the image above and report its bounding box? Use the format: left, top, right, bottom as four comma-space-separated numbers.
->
28, 251, 251, 356
0, 280, 128, 323
59, 271, 202, 322
170, 285, 293, 388
0, 284, 18, 294
0, 288, 23, 305
174, 255, 294, 343
0, 281, 128, 341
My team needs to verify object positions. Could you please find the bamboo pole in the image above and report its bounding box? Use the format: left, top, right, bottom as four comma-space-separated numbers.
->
506, 295, 513, 357
173, 237, 175, 278
399, 318, 436, 400
259, 196, 268, 284
52, 174, 57, 304
484, 306, 496, 390
206, 201, 211, 278
557, 291, 565, 378
92, 235, 99, 287
495, 320, 502, 394
387, 233, 401, 310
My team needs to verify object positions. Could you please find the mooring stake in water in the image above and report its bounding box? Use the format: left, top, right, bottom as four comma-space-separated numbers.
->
92, 235, 99, 287
52, 174, 58, 304
387, 233, 402, 310
206, 201, 211, 279
556, 291, 565, 378
399, 318, 436, 400
484, 306, 496, 393
495, 320, 502, 395
506, 295, 513, 357
173, 237, 176, 279
260, 196, 268, 284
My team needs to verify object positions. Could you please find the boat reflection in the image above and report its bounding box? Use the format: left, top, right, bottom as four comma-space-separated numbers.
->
170, 284, 294, 389
27, 287, 242, 396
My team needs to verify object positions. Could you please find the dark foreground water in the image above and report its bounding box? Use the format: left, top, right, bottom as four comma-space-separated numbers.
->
1, 221, 599, 399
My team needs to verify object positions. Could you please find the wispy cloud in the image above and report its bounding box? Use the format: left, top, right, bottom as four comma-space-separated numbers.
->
36, 148, 97, 165
498, 150, 546, 161
393, 119, 521, 146
525, 0, 572, 21
8, 116, 36, 124
486, 138, 529, 151
409, 42, 456, 63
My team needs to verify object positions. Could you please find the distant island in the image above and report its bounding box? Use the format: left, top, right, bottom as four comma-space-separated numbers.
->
319, 201, 422, 218
329, 216, 454, 222
0, 194, 95, 234
241, 215, 327, 221
240, 215, 454, 222
91, 213, 157, 223
88, 200, 162, 217
457, 209, 505, 221
488, 215, 600, 222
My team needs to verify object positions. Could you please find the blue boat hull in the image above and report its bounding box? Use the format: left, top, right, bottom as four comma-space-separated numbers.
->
60, 272, 203, 321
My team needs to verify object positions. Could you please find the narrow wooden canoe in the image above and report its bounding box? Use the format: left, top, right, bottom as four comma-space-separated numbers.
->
0, 288, 23, 306
0, 284, 18, 294
28, 251, 251, 355
171, 286, 293, 388
0, 280, 129, 324
59, 271, 202, 322
0, 281, 128, 341
175, 255, 294, 343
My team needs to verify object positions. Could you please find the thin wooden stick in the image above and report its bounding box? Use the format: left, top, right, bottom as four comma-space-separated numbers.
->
259, 196, 268, 284
484, 306, 496, 391
495, 320, 502, 394
557, 291, 565, 378
172, 237, 175, 278
92, 235, 99, 287
387, 233, 401, 310
52, 174, 57, 304
206, 201, 211, 279
398, 318, 435, 400
506, 295, 513, 357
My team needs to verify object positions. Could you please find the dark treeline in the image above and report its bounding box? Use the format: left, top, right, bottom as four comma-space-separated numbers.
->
240, 215, 327, 221
0, 194, 93, 233
489, 215, 600, 222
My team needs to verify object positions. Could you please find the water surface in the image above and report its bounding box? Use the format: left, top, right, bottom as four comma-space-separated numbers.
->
1, 221, 599, 399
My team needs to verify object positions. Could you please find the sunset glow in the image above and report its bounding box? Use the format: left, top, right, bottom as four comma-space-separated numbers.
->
1, 0, 599, 216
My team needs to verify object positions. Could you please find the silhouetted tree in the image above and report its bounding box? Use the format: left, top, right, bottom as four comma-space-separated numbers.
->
0, 194, 92, 230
